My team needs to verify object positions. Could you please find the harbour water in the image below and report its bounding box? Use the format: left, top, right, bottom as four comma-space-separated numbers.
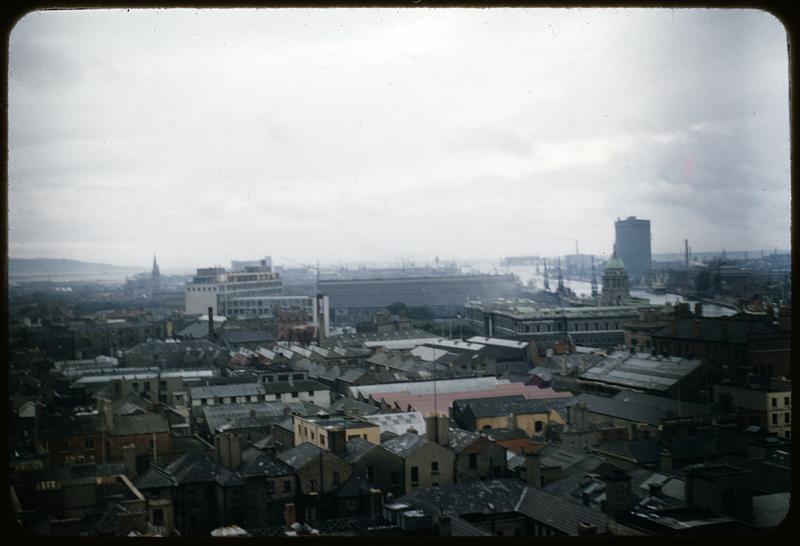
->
470, 263, 738, 317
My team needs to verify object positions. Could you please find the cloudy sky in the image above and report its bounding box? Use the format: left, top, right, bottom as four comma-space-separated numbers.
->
8, 8, 790, 269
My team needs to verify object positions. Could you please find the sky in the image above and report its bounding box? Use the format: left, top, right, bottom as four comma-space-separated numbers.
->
7, 8, 791, 269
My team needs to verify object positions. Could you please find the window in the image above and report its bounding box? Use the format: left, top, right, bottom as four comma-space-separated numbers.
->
431, 461, 439, 475
291, 392, 299, 398
772, 413, 778, 425
432, 482, 439, 487
366, 465, 374, 481
294, 374, 304, 380
362, 434, 368, 440
320, 436, 326, 446
784, 397, 790, 406
535, 421, 543, 433
283, 480, 292, 493
308, 391, 314, 396
144, 382, 151, 392
785, 413, 790, 424
279, 375, 289, 382
332, 471, 340, 485
266, 481, 275, 494
468, 453, 478, 470
84, 438, 94, 449
159, 381, 166, 390
410, 466, 419, 484
153, 508, 164, 526
132, 382, 139, 391
310, 479, 317, 491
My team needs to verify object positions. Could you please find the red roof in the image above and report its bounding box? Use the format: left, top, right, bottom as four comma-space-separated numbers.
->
373, 384, 572, 416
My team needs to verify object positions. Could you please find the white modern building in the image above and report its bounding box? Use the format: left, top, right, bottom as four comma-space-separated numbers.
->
184, 257, 284, 315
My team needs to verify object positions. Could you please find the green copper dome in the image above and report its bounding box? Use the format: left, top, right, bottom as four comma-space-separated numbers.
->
606, 256, 625, 270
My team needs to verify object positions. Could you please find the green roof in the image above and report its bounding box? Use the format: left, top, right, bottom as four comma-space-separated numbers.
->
606, 256, 625, 270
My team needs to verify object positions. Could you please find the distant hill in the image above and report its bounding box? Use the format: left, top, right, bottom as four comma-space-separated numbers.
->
8, 258, 146, 279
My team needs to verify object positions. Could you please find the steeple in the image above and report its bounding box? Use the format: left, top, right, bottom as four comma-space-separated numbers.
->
151, 254, 161, 294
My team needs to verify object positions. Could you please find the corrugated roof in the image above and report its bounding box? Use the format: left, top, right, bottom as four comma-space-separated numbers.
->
364, 412, 426, 436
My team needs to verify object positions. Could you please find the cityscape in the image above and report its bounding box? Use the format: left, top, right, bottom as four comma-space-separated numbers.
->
7, 8, 792, 538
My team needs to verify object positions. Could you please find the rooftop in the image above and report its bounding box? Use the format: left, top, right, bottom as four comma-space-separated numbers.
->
579, 350, 702, 391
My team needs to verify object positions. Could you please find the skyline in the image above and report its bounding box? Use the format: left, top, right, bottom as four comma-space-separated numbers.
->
8, 8, 791, 268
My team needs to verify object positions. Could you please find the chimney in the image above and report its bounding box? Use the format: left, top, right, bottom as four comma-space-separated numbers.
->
649, 482, 663, 497
98, 397, 114, 432
284, 502, 297, 527
438, 516, 452, 536
208, 307, 215, 338
694, 303, 703, 317
424, 413, 449, 446
214, 432, 242, 470
577, 522, 597, 536
660, 449, 673, 473
524, 451, 542, 488
122, 443, 137, 479
601, 465, 632, 520
328, 428, 347, 455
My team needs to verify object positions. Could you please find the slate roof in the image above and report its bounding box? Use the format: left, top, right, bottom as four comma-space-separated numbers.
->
579, 351, 702, 392
515, 484, 609, 535
94, 502, 146, 536
276, 442, 322, 470
457, 395, 576, 419
262, 379, 329, 394
189, 382, 264, 400
350, 376, 505, 398
612, 391, 712, 417
176, 321, 212, 339
112, 413, 169, 436
111, 393, 153, 416
653, 317, 784, 343
382, 432, 430, 458
446, 428, 480, 453
402, 478, 524, 515
329, 397, 382, 416
222, 330, 275, 346
135, 465, 178, 490
343, 437, 378, 464
576, 393, 709, 426
752, 493, 790, 528
400, 477, 609, 535
201, 402, 287, 433
334, 473, 380, 498
164, 451, 229, 485
127, 338, 225, 354
215, 466, 245, 487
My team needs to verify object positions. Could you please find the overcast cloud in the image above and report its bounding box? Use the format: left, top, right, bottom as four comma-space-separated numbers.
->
8, 8, 790, 269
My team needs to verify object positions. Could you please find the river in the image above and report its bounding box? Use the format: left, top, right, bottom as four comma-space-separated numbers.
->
467, 263, 738, 317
